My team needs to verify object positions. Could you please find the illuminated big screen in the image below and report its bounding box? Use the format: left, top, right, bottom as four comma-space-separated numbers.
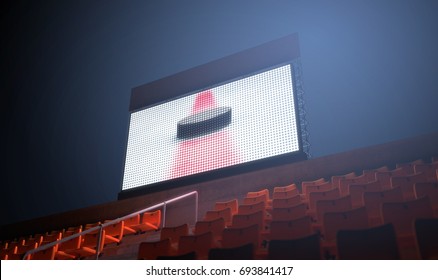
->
121, 64, 300, 191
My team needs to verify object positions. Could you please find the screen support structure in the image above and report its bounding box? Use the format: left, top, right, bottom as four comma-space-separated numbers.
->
119, 33, 311, 199
292, 57, 311, 158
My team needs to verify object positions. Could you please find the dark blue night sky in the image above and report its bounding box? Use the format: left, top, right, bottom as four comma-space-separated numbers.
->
3, 0, 438, 226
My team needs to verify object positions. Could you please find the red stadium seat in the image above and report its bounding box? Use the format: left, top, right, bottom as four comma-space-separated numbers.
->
221, 224, 259, 252
338, 174, 370, 196
204, 207, 232, 227
337, 223, 400, 260
268, 233, 321, 260
273, 183, 298, 194
238, 201, 266, 215
214, 199, 238, 216
415, 218, 438, 259
126, 210, 162, 233
363, 187, 404, 226
31, 246, 57, 260
231, 210, 265, 232
268, 216, 313, 240
178, 231, 213, 259
55, 228, 82, 260
349, 180, 383, 208
375, 168, 407, 189
414, 162, 438, 182
302, 181, 333, 201
315, 195, 352, 224
414, 182, 438, 217
308, 188, 341, 211
138, 238, 171, 260
323, 206, 369, 242
160, 224, 189, 247
391, 173, 430, 200
102, 220, 124, 245
272, 188, 299, 200
208, 243, 254, 260
272, 195, 302, 208
331, 172, 356, 190
271, 203, 308, 221
301, 178, 326, 194
194, 217, 225, 242
382, 196, 434, 259
362, 166, 389, 182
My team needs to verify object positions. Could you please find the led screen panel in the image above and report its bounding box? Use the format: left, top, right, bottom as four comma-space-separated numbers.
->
122, 64, 299, 191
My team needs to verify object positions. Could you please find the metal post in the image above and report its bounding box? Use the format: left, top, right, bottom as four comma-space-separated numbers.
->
162, 202, 167, 228
95, 224, 103, 260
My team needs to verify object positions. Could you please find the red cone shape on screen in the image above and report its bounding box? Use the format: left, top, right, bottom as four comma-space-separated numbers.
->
169, 90, 240, 179
191, 90, 216, 114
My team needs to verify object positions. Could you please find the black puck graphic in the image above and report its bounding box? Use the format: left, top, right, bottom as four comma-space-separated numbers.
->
177, 106, 232, 139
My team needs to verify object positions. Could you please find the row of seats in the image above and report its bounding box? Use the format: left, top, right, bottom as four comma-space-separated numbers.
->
0, 210, 162, 260
2, 158, 437, 260
137, 158, 438, 259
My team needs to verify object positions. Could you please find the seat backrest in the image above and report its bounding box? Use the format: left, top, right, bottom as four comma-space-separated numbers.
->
246, 189, 269, 200
231, 210, 264, 231
391, 173, 430, 200
316, 195, 353, 224
309, 188, 341, 211
16, 242, 38, 255
42, 232, 63, 244
178, 231, 213, 259
301, 178, 331, 197
349, 180, 383, 208
82, 229, 106, 254
194, 217, 225, 240
160, 224, 189, 245
338, 174, 369, 196
414, 182, 438, 207
302, 181, 333, 200
272, 188, 299, 199
243, 195, 267, 206
272, 195, 302, 208
122, 214, 140, 228
156, 251, 196, 260
214, 199, 238, 215
269, 216, 313, 240
138, 238, 171, 260
84, 222, 101, 230
362, 166, 389, 182
323, 206, 369, 241
221, 224, 259, 251
238, 201, 265, 215
142, 210, 162, 230
268, 233, 321, 260
337, 223, 400, 260
208, 243, 254, 260
396, 159, 424, 174
363, 187, 404, 225
204, 207, 232, 226
64, 225, 83, 233
273, 183, 297, 194
375, 168, 405, 189
271, 203, 308, 221
331, 172, 356, 189
25, 235, 43, 247
31, 246, 57, 260
103, 220, 124, 243
414, 163, 438, 182
382, 196, 433, 236
415, 218, 438, 260
58, 228, 82, 251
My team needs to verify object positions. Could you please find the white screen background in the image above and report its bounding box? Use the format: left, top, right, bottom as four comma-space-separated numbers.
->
122, 64, 299, 190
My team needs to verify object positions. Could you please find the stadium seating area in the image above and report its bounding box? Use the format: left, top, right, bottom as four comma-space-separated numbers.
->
1, 155, 437, 260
